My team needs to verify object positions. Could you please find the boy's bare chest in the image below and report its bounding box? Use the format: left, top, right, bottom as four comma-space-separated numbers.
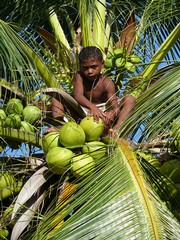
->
84, 83, 107, 103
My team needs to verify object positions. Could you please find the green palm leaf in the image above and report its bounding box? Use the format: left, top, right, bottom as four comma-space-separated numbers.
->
28, 139, 180, 240
120, 64, 180, 141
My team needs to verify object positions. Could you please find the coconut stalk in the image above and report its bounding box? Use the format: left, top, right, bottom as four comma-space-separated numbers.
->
131, 22, 180, 99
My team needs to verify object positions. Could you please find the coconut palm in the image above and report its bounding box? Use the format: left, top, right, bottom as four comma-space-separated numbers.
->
0, 0, 180, 239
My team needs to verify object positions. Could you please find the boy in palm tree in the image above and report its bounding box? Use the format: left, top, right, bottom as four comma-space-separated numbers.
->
73, 46, 135, 135
46, 46, 135, 136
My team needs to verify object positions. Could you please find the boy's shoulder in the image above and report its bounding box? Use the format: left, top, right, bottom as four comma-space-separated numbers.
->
101, 74, 114, 84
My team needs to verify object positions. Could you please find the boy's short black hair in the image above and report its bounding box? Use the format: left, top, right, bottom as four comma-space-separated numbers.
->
79, 46, 103, 63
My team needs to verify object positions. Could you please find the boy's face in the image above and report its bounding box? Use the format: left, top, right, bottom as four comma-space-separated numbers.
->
80, 57, 104, 81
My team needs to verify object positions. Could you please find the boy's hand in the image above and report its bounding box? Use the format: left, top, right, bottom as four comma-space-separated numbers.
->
89, 105, 106, 122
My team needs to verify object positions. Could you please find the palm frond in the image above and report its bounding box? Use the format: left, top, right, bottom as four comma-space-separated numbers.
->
27, 139, 180, 239
120, 64, 180, 142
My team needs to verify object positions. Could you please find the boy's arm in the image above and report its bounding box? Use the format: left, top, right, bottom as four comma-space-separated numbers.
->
73, 72, 106, 121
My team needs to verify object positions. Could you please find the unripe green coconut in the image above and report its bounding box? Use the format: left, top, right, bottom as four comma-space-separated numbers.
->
42, 132, 60, 154
71, 154, 95, 178
0, 226, 9, 239
0, 172, 16, 190
0, 181, 22, 200
80, 116, 104, 141
6, 98, 24, 115
82, 141, 106, 160
20, 121, 35, 132
46, 146, 74, 174
104, 58, 114, 69
129, 54, 141, 63
113, 48, 125, 58
124, 62, 136, 73
152, 176, 177, 201
4, 113, 21, 128
59, 122, 85, 148
159, 159, 180, 183
115, 58, 125, 68
22, 105, 41, 123
106, 52, 114, 59
0, 108, 6, 120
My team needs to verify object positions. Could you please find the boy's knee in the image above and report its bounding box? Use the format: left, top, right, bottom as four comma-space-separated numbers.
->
123, 94, 136, 105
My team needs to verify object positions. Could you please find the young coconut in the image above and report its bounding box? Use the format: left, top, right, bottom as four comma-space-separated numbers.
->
59, 122, 85, 148
0, 108, 6, 120
45, 146, 74, 175
42, 132, 61, 154
80, 116, 104, 141
22, 105, 41, 123
20, 121, 35, 132
82, 141, 107, 160
6, 98, 24, 115
0, 172, 16, 190
71, 154, 95, 178
159, 159, 180, 183
4, 114, 21, 128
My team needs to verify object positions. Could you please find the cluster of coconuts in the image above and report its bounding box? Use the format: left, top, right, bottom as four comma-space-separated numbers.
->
104, 47, 141, 73
158, 118, 180, 210
43, 116, 107, 178
0, 172, 22, 200
0, 172, 22, 238
0, 98, 41, 149
138, 148, 180, 204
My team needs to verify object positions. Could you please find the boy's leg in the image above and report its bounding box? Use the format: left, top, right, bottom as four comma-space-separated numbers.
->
115, 94, 136, 128
45, 98, 64, 133
108, 95, 136, 136
50, 97, 64, 120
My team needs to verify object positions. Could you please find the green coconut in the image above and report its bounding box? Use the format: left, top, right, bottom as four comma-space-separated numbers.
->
4, 113, 21, 128
6, 98, 24, 115
115, 58, 125, 68
80, 116, 104, 141
82, 141, 107, 160
0, 172, 16, 190
124, 61, 136, 73
129, 54, 141, 63
22, 105, 41, 123
0, 226, 9, 239
46, 146, 74, 174
113, 48, 125, 58
159, 159, 180, 183
59, 122, 85, 148
20, 121, 35, 132
0, 181, 22, 200
152, 176, 177, 201
0, 108, 6, 120
104, 58, 114, 69
42, 132, 61, 154
71, 154, 95, 178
